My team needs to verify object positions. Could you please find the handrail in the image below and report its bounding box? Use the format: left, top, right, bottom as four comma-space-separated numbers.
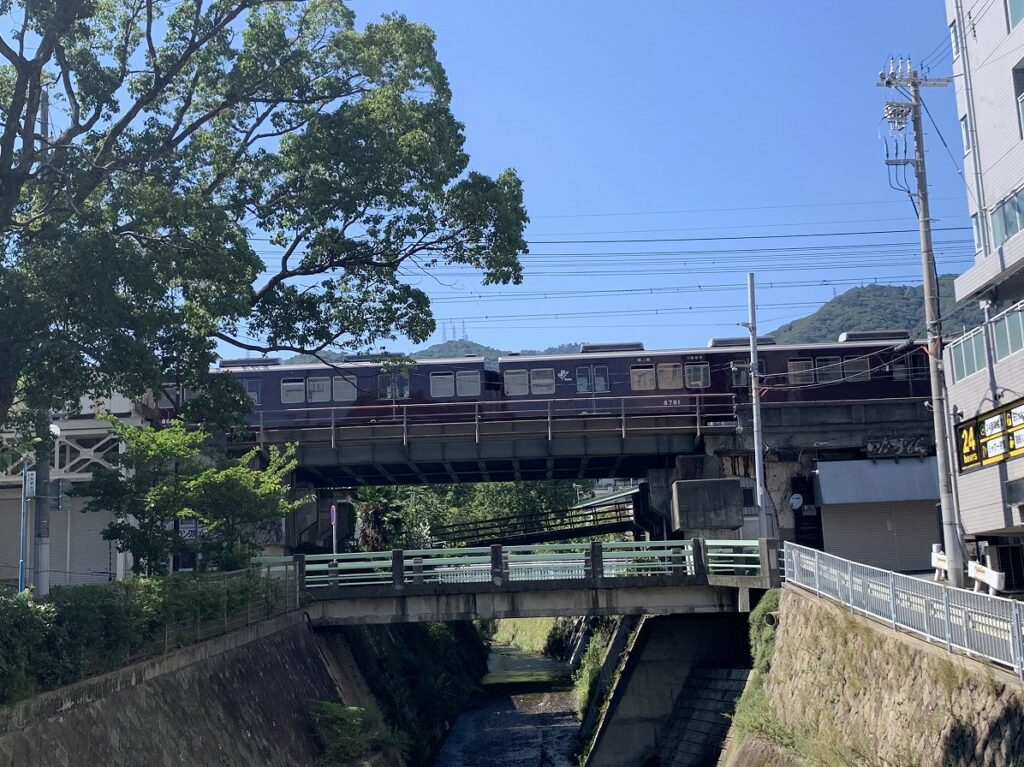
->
295, 538, 774, 593
784, 542, 1024, 679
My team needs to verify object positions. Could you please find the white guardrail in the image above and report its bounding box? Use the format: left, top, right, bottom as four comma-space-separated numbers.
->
784, 542, 1024, 678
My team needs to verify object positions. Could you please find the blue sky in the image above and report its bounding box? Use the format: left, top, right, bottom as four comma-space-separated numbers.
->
350, 1, 972, 354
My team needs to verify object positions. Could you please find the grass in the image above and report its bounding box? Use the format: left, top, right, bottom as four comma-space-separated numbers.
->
489, 617, 558, 653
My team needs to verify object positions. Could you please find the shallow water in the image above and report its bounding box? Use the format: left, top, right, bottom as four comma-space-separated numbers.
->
429, 645, 578, 767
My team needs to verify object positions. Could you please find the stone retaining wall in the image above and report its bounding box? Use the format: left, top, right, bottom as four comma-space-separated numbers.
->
722, 585, 1024, 767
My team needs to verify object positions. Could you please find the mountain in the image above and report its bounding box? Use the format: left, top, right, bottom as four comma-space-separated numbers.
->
411, 339, 505, 362
769, 276, 985, 343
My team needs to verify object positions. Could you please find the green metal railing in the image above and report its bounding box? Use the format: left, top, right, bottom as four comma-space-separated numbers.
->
284, 539, 768, 593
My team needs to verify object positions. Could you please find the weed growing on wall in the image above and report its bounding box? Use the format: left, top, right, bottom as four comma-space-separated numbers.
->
312, 702, 408, 765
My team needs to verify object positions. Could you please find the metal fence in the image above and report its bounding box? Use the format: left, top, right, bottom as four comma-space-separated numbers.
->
784, 542, 1024, 678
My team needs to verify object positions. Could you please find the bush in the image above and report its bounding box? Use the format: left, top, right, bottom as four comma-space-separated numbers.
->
313, 701, 407, 765
0, 568, 292, 703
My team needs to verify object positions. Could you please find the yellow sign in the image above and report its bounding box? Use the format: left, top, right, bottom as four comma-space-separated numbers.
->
956, 395, 1024, 473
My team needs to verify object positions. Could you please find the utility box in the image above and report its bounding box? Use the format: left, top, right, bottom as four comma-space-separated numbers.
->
671, 478, 755, 536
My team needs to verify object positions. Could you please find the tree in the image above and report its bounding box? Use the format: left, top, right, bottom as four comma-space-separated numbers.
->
0, 0, 528, 428
73, 417, 304, 574
73, 418, 207, 575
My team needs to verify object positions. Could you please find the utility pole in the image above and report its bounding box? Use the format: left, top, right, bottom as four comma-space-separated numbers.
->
879, 60, 964, 587
742, 273, 770, 538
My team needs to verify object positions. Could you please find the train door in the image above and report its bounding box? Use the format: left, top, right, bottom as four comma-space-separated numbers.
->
376, 370, 410, 421
575, 364, 612, 413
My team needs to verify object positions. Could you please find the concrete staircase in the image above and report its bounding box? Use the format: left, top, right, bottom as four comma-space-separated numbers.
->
656, 667, 749, 767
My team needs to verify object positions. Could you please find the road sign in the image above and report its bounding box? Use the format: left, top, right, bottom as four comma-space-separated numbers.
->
330, 505, 337, 556
24, 471, 36, 497
330, 504, 337, 526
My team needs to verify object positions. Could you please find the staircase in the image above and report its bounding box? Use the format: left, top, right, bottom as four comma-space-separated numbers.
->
656, 667, 749, 767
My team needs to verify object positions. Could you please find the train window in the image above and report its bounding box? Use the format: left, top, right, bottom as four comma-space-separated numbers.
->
457, 371, 481, 397
243, 379, 261, 405
685, 362, 711, 389
910, 353, 929, 379
657, 363, 684, 390
843, 356, 871, 382
814, 357, 843, 383
530, 368, 556, 395
332, 375, 358, 402
577, 367, 592, 393
630, 365, 656, 391
280, 378, 305, 404
430, 372, 455, 398
377, 372, 410, 400
787, 359, 814, 385
891, 360, 908, 380
594, 366, 610, 393
504, 369, 529, 396
731, 361, 764, 388
307, 377, 331, 403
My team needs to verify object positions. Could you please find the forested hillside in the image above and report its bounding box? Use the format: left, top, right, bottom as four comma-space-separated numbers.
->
769, 276, 984, 343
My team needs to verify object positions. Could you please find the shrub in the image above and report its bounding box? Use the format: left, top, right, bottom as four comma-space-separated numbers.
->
313, 701, 407, 765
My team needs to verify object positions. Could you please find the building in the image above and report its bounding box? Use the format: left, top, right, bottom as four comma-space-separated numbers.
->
943, 0, 1024, 546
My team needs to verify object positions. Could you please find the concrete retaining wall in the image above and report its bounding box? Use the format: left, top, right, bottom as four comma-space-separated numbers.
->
0, 613, 336, 767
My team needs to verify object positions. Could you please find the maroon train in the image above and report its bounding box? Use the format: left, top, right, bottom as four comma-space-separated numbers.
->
221, 330, 931, 429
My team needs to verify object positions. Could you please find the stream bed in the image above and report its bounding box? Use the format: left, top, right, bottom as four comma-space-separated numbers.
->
429, 645, 579, 767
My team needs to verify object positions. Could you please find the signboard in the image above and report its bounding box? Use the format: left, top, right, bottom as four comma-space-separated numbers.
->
329, 504, 337, 527
956, 396, 1024, 473
24, 470, 36, 497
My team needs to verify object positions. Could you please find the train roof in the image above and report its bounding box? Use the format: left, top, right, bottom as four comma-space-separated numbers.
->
216, 356, 487, 373
497, 336, 922, 364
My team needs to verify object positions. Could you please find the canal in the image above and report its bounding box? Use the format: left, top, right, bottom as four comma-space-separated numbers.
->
430, 644, 578, 767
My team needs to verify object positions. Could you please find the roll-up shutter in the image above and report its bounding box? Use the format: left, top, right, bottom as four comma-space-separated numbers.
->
822, 501, 940, 572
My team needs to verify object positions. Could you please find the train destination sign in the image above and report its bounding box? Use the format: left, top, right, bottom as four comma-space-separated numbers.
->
956, 396, 1024, 473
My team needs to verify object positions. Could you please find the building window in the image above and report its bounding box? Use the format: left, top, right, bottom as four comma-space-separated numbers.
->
684, 362, 711, 389
504, 369, 529, 396
950, 20, 961, 58
992, 188, 1024, 247
843, 356, 871, 382
333, 375, 357, 402
814, 356, 843, 383
530, 368, 556, 395
377, 372, 409, 400
950, 328, 987, 382
657, 362, 684, 390
1015, 67, 1024, 138
787, 358, 814, 385
281, 378, 305, 404
243, 379, 261, 405
1009, 0, 1024, 29
456, 370, 481, 397
630, 365, 656, 391
993, 303, 1024, 361
430, 372, 455, 398
972, 214, 983, 253
307, 376, 330, 403
960, 115, 971, 153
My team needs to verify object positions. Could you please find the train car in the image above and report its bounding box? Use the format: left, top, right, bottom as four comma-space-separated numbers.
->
222, 355, 495, 428
495, 332, 931, 419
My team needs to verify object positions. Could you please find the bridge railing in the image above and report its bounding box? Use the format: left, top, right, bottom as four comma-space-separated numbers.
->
297, 538, 776, 594
784, 542, 1024, 678
246, 392, 738, 445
